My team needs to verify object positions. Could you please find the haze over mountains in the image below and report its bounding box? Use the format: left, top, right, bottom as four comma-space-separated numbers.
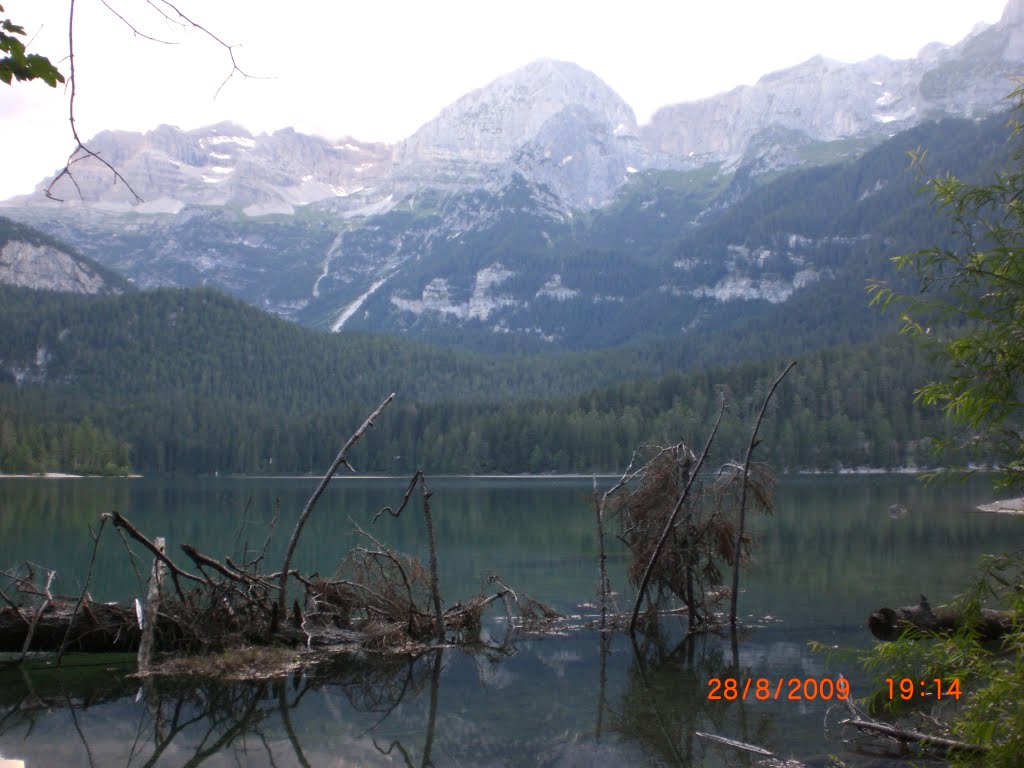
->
3, 0, 1024, 351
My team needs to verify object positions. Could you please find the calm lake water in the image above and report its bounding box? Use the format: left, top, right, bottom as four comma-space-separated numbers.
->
0, 474, 1020, 766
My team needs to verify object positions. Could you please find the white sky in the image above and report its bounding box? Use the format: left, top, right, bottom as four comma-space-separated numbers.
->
0, 0, 1012, 200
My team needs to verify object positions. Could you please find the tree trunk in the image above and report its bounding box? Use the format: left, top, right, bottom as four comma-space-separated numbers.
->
0, 600, 141, 653
868, 594, 1013, 641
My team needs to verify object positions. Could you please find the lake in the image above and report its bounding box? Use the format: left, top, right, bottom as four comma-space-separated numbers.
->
0, 474, 1020, 766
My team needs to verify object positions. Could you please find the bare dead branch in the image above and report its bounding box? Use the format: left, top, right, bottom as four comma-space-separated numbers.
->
420, 477, 445, 643
278, 394, 395, 615
373, 470, 422, 523
99, 0, 176, 44
45, 0, 143, 203
729, 361, 795, 626
840, 719, 987, 755
20, 569, 56, 661
57, 514, 108, 665
110, 510, 203, 600
137, 537, 166, 674
695, 732, 775, 757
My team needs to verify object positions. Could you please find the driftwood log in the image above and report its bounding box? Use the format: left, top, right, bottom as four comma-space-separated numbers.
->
868, 594, 1013, 642
0, 600, 142, 653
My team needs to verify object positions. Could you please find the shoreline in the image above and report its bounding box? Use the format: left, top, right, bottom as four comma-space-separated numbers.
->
976, 498, 1024, 515
0, 472, 142, 479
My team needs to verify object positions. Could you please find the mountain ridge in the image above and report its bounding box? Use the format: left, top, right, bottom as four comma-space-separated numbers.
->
2, 3, 1022, 353
6, 3, 1022, 214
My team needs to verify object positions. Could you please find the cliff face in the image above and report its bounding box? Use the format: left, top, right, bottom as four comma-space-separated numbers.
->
640, 7, 1024, 166
391, 59, 648, 207
0, 239, 115, 294
28, 123, 393, 215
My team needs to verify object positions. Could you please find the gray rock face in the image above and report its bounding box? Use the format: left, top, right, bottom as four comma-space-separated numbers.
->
34, 122, 393, 215
0, 240, 112, 293
3, 3, 1024, 347
393, 59, 648, 207
11, 5, 1024, 217
640, 9, 1024, 167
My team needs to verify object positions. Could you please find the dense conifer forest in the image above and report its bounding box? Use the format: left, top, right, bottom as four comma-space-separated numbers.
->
0, 284, 962, 476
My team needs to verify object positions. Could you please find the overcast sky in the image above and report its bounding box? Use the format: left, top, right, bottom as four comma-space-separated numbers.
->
0, 0, 1011, 200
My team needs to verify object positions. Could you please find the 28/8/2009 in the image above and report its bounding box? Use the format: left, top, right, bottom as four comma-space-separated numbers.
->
707, 677, 851, 701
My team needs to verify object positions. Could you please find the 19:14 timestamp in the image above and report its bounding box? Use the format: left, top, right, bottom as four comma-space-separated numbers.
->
886, 677, 962, 700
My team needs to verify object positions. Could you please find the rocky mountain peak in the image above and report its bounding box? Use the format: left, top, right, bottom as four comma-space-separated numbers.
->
392, 58, 644, 206
640, 0, 1024, 168
1004, 0, 1024, 24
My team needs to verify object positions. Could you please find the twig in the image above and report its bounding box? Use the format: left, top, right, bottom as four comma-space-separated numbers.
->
840, 719, 988, 755
420, 477, 445, 642
99, 0, 176, 43
20, 570, 56, 661
58, 515, 108, 665
0, 584, 21, 612
277, 394, 395, 616
350, 522, 418, 627
147, 0, 259, 97
231, 495, 253, 565
45, 0, 143, 203
730, 361, 795, 625
695, 731, 774, 757
110, 511, 201, 599
250, 496, 280, 570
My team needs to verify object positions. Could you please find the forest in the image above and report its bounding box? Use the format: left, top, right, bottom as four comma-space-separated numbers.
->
0, 297, 964, 476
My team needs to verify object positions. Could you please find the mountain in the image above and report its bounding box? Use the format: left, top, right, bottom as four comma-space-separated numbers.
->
0, 216, 126, 294
393, 59, 649, 208
2, 3, 1023, 351
24, 122, 393, 216
642, 0, 1024, 170
3, 112, 1012, 356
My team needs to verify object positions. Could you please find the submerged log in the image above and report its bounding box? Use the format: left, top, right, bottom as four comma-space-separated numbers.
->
0, 600, 141, 653
868, 594, 1013, 642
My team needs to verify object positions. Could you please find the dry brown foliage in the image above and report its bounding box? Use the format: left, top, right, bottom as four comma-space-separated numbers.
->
613, 444, 775, 630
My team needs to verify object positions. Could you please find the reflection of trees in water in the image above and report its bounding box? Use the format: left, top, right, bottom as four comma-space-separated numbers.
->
0, 651, 445, 767
607, 630, 775, 766
1, 630, 784, 767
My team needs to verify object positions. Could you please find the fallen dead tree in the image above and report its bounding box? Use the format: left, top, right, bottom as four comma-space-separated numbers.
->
0, 395, 560, 669
868, 594, 1014, 642
832, 686, 988, 758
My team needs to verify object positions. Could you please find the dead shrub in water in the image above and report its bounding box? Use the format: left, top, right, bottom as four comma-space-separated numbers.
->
614, 443, 774, 630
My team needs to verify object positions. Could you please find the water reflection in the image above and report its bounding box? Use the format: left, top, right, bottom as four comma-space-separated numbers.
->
0, 615, 974, 768
0, 627, 799, 768
0, 475, 1020, 766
